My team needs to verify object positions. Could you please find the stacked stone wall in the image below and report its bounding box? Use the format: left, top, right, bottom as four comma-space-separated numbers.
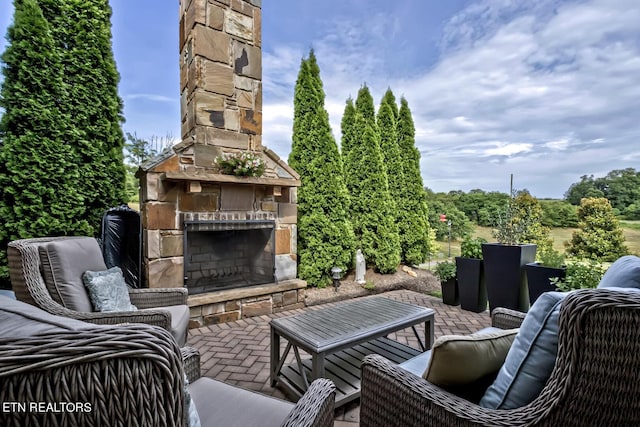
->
179, 0, 262, 150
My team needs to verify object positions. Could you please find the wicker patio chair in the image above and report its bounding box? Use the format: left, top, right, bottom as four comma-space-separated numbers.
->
361, 288, 640, 426
0, 297, 336, 427
8, 236, 190, 345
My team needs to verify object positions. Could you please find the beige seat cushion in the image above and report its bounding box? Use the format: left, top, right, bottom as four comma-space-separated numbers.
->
423, 328, 519, 387
140, 304, 189, 347
39, 237, 107, 312
189, 377, 293, 427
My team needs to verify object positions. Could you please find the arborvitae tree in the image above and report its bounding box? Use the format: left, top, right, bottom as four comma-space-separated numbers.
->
381, 87, 399, 119
345, 116, 400, 273
289, 58, 319, 177
565, 197, 629, 261
289, 51, 354, 287
376, 89, 403, 221
39, 0, 127, 229
396, 97, 433, 265
354, 84, 376, 127
340, 98, 357, 160
0, 0, 90, 285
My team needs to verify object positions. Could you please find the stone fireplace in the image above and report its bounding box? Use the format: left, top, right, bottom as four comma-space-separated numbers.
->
137, 0, 305, 327
183, 218, 275, 294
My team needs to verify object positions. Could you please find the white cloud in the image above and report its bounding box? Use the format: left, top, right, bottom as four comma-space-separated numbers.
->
124, 93, 175, 103
485, 143, 533, 156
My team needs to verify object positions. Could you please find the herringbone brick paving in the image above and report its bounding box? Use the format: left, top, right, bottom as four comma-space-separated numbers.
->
186, 289, 491, 426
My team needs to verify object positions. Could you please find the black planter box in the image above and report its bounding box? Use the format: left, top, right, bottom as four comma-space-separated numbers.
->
482, 243, 536, 312
455, 257, 487, 312
441, 278, 459, 306
525, 262, 566, 305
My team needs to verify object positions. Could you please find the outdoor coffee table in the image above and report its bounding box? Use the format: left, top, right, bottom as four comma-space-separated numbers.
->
270, 296, 435, 407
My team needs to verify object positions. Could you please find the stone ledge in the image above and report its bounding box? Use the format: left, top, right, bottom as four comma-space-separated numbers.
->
161, 171, 301, 187
187, 278, 306, 307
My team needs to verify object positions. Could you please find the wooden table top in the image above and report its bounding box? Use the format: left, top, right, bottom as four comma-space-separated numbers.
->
270, 297, 434, 353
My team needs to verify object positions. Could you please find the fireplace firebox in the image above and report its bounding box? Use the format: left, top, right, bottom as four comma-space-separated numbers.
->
184, 220, 276, 294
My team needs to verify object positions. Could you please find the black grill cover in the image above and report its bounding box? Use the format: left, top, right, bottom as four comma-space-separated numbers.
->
100, 205, 143, 288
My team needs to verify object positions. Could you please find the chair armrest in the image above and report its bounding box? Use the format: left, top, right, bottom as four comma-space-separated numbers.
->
182, 346, 201, 383
491, 307, 526, 329
360, 355, 542, 427
0, 324, 186, 426
128, 287, 188, 308
281, 378, 336, 427
69, 308, 173, 332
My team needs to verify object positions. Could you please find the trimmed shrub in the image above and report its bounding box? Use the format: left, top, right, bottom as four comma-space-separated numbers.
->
565, 197, 629, 261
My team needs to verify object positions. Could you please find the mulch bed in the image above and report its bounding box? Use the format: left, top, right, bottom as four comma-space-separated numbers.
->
303, 265, 441, 307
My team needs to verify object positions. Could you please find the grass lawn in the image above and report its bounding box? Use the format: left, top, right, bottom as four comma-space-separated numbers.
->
432, 224, 640, 261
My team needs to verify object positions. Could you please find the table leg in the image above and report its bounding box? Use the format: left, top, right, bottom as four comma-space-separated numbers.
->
312, 352, 326, 382
270, 327, 280, 387
425, 317, 434, 349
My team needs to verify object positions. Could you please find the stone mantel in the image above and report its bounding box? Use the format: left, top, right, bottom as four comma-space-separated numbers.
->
161, 171, 301, 187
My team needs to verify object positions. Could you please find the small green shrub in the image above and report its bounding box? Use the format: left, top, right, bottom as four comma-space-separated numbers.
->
460, 237, 487, 259
433, 260, 456, 282
551, 259, 605, 292
538, 247, 565, 268
363, 280, 375, 290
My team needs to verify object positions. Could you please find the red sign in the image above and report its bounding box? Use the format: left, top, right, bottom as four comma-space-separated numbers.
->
439, 214, 447, 222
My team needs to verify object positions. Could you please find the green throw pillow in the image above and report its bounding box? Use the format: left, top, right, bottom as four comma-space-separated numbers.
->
423, 328, 519, 387
82, 267, 137, 312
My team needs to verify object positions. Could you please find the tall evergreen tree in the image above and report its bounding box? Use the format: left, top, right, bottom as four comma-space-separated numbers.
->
345, 116, 401, 273
0, 0, 90, 285
376, 89, 403, 216
381, 87, 398, 119
354, 84, 376, 127
397, 97, 433, 265
39, 0, 126, 228
340, 97, 357, 160
289, 51, 354, 287
289, 54, 319, 177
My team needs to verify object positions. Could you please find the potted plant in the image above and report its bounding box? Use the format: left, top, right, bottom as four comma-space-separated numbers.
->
551, 259, 606, 292
482, 192, 537, 312
455, 237, 488, 312
525, 246, 566, 305
214, 151, 265, 177
434, 260, 459, 306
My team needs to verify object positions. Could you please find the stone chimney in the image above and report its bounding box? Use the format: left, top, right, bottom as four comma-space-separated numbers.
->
179, 0, 263, 152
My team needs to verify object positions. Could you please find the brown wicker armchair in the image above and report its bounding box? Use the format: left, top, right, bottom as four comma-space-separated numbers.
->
0, 297, 336, 427
8, 236, 190, 345
361, 288, 640, 426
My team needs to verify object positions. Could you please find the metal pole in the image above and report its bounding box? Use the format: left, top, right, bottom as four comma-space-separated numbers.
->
447, 220, 452, 258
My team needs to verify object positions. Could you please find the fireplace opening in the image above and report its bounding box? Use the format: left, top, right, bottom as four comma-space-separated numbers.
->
184, 220, 276, 294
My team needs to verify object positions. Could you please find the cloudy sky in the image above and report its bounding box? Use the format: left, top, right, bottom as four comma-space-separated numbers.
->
1, 0, 639, 198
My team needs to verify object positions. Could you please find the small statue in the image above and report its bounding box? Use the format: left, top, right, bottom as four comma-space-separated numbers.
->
355, 249, 366, 284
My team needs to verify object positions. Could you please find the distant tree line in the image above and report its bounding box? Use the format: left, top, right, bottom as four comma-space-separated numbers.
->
425, 189, 579, 239
564, 168, 640, 219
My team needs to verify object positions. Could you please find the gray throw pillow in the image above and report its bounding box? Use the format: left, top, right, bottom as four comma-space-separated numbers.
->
82, 267, 137, 312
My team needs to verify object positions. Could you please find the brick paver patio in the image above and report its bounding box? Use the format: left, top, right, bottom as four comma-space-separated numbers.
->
186, 289, 492, 426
